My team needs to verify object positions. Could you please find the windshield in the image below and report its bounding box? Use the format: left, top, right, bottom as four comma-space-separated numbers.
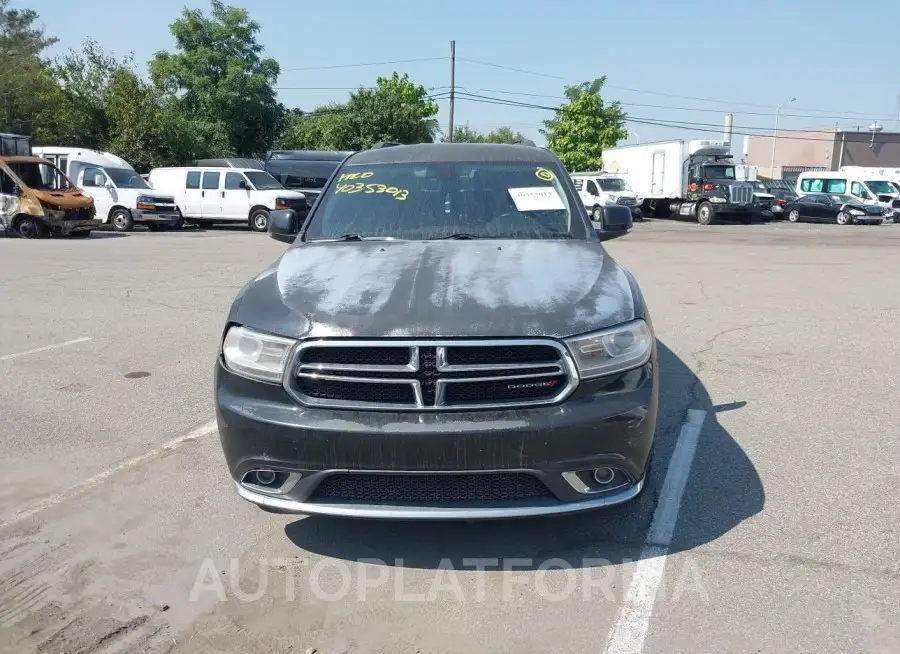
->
701, 165, 736, 179
7, 161, 73, 191
865, 180, 896, 194
245, 171, 284, 190
752, 181, 767, 190
105, 167, 150, 189
267, 161, 342, 190
597, 178, 631, 192
304, 162, 587, 241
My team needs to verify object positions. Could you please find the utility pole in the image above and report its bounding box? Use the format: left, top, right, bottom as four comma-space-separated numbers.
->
448, 40, 456, 143
896, 92, 899, 131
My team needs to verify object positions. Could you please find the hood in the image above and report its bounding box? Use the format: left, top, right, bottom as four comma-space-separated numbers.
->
116, 189, 176, 203
31, 189, 94, 209
232, 240, 636, 340
262, 189, 306, 199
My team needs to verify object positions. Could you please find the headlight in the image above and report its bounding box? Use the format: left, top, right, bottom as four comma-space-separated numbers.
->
563, 319, 653, 379
221, 325, 296, 383
849, 209, 865, 216
137, 195, 153, 204
709, 197, 727, 203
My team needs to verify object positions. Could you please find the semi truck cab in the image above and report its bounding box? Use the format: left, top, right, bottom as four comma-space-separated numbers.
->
676, 143, 755, 225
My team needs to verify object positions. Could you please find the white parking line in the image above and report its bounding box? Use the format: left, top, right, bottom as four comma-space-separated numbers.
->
0, 337, 93, 362
0, 419, 218, 530
604, 408, 707, 654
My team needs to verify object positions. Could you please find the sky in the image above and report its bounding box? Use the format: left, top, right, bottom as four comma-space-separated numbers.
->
19, 0, 900, 152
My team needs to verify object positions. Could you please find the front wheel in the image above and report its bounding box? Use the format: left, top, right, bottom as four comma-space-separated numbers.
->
696, 201, 714, 225
836, 211, 852, 225
13, 215, 47, 239
111, 209, 134, 232
788, 209, 800, 222
250, 208, 270, 232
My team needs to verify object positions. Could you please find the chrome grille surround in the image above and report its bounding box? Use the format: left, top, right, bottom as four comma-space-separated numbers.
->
615, 196, 637, 206
729, 184, 753, 205
284, 338, 580, 411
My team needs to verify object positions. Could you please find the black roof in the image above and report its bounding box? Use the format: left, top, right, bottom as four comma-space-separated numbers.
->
266, 150, 351, 162
345, 142, 555, 166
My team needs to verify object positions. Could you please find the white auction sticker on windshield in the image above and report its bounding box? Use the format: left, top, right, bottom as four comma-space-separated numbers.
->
508, 186, 565, 211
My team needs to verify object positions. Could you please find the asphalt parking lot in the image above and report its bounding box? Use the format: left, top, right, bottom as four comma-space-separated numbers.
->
1, 219, 899, 653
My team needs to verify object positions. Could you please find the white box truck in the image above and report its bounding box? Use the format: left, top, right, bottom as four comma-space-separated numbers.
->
601, 139, 756, 225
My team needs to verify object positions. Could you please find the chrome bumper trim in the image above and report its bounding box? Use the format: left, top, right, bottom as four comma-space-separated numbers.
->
234, 477, 644, 520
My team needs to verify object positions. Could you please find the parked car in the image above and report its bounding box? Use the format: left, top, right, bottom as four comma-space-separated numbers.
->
147, 166, 308, 231
33, 147, 181, 232
214, 141, 655, 520
752, 179, 797, 218
264, 150, 351, 205
784, 193, 885, 225
1, 151, 100, 238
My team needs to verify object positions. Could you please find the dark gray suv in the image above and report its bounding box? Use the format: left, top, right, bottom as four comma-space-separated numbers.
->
214, 142, 658, 520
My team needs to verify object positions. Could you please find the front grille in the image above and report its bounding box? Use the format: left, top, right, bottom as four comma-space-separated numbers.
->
290, 339, 576, 410
616, 197, 637, 206
729, 185, 753, 205
311, 473, 554, 503
64, 207, 94, 221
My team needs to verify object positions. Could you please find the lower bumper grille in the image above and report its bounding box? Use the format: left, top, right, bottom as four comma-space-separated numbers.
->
311, 473, 554, 503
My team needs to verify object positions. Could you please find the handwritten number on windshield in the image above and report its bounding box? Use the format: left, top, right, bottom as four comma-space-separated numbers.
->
334, 183, 408, 201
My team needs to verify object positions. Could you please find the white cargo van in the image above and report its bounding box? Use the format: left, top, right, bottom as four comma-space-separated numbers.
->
569, 172, 642, 221
32, 147, 181, 232
147, 166, 307, 231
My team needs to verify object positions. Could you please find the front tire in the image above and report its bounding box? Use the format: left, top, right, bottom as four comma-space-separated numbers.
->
591, 205, 603, 222
13, 215, 46, 239
696, 201, 714, 225
836, 211, 852, 225
111, 208, 134, 232
788, 209, 800, 222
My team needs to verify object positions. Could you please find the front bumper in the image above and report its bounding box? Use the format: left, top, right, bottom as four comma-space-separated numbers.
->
49, 218, 103, 234
215, 352, 659, 520
132, 209, 180, 225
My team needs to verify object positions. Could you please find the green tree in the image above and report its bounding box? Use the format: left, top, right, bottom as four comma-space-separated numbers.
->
343, 72, 439, 149
277, 105, 350, 150
540, 77, 627, 171
34, 38, 132, 147
0, 0, 57, 134
443, 123, 527, 144
149, 0, 283, 157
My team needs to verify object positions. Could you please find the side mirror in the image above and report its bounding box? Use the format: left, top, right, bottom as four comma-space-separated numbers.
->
93, 174, 106, 186
239, 180, 250, 190
594, 204, 632, 242
268, 209, 299, 244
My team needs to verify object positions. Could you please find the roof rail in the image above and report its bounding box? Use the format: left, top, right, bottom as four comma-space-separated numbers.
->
370, 142, 401, 149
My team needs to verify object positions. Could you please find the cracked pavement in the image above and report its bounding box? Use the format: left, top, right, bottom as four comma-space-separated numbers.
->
1, 220, 899, 653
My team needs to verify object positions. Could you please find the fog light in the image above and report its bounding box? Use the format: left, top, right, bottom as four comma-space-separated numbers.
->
593, 467, 615, 485
254, 470, 277, 486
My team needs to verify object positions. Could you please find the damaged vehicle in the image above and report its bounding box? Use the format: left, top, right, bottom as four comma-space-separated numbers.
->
215, 142, 657, 520
0, 150, 100, 239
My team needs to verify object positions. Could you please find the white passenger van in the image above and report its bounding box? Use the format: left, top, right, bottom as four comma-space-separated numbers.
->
32, 147, 181, 232
795, 170, 900, 210
147, 166, 308, 231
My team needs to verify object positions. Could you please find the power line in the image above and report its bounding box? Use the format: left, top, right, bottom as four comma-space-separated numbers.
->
456, 57, 894, 120
449, 92, 844, 143
280, 57, 446, 72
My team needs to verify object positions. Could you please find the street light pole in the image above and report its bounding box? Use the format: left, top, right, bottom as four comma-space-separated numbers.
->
770, 96, 795, 178
631, 131, 640, 144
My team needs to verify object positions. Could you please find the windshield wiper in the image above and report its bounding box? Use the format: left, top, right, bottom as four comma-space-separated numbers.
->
440, 233, 479, 239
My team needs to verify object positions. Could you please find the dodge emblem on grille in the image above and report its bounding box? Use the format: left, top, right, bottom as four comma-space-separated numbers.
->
507, 379, 559, 390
